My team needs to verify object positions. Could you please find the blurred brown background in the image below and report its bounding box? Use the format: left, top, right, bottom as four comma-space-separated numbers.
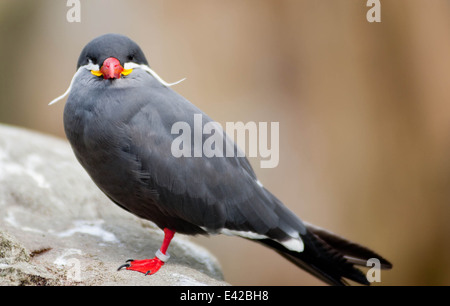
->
1, 0, 449, 285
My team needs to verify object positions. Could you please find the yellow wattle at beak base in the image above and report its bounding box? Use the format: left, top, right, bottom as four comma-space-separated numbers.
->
91, 70, 103, 77
121, 68, 133, 76
91, 68, 132, 77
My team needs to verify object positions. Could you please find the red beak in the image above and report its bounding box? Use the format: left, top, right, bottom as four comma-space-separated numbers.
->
100, 57, 124, 79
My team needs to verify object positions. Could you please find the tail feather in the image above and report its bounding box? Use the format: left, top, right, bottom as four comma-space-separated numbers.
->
304, 222, 393, 269
255, 224, 392, 286
257, 238, 354, 286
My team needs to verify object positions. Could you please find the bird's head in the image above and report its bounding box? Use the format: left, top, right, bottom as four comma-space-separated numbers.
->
77, 33, 148, 80
49, 33, 185, 105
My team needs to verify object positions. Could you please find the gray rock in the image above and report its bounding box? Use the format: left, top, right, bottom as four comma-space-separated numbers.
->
0, 124, 228, 286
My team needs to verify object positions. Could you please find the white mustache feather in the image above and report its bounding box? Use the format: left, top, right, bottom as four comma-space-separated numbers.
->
49, 61, 185, 106
124, 62, 186, 87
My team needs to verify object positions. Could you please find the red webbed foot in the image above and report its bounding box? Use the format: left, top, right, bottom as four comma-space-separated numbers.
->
117, 228, 175, 276
118, 257, 164, 275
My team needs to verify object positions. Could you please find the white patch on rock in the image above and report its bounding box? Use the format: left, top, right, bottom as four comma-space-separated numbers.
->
0, 152, 50, 188
4, 210, 45, 234
57, 220, 119, 243
24, 154, 51, 188
171, 273, 208, 286
53, 248, 83, 266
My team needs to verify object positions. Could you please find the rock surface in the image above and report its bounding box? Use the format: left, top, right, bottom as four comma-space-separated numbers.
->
0, 124, 228, 286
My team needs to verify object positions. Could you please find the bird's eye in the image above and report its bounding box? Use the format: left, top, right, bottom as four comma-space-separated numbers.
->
87, 57, 96, 65
127, 55, 134, 62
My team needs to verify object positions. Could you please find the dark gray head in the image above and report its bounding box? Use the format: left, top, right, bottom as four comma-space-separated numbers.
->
49, 33, 183, 105
77, 33, 149, 70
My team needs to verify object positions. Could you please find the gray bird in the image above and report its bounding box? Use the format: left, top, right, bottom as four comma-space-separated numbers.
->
51, 33, 392, 285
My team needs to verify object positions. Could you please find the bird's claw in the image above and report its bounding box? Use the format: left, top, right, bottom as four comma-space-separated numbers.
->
117, 258, 135, 271
117, 263, 130, 271
117, 257, 164, 275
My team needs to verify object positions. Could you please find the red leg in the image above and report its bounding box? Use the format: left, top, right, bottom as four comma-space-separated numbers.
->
160, 228, 175, 254
118, 228, 175, 275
